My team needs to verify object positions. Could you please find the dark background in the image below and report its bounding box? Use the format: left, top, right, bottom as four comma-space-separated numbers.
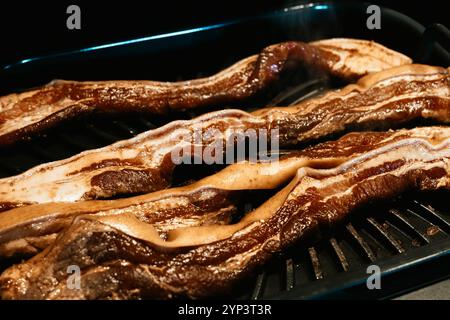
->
0, 0, 447, 67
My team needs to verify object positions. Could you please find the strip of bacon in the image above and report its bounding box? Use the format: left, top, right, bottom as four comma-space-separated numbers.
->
0, 64, 448, 210
0, 126, 448, 299
0, 38, 411, 146
0, 127, 439, 257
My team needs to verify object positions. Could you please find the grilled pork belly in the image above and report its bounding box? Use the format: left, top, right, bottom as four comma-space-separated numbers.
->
0, 126, 448, 299
0, 127, 440, 258
0, 64, 448, 209
0, 38, 411, 146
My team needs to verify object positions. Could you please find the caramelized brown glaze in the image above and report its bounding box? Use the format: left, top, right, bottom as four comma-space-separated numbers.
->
0, 38, 411, 146
0, 126, 448, 299
0, 64, 448, 209
1, 127, 444, 258
0, 187, 238, 258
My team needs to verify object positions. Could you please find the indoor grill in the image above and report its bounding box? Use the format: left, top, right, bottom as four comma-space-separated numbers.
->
0, 1, 449, 299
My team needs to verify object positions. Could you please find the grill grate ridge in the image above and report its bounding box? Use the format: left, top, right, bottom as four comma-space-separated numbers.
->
248, 196, 449, 299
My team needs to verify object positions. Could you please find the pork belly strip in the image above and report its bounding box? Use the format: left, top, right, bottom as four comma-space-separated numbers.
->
0, 64, 448, 209
1, 128, 448, 300
1, 127, 441, 258
0, 38, 411, 146
0, 188, 238, 258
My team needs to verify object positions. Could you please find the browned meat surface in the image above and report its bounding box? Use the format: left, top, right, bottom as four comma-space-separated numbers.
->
0, 125, 448, 299
1, 127, 443, 258
0, 38, 411, 146
0, 64, 448, 210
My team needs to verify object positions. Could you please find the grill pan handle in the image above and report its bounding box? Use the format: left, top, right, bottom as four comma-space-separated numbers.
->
417, 23, 450, 63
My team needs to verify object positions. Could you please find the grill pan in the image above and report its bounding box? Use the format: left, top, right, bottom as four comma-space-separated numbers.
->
0, 1, 449, 299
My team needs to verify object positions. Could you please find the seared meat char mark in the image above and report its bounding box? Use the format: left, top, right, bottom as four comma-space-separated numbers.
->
0, 38, 411, 146
0, 126, 449, 299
